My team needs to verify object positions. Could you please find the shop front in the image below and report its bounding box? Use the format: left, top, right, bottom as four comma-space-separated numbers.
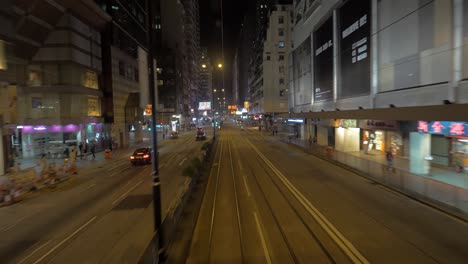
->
335, 119, 360, 153
359, 120, 402, 156
417, 121, 468, 171
287, 118, 305, 139
312, 119, 338, 147
15, 123, 103, 159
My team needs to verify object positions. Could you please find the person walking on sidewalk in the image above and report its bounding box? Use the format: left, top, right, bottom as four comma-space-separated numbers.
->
78, 142, 83, 158
386, 149, 394, 171
91, 143, 96, 160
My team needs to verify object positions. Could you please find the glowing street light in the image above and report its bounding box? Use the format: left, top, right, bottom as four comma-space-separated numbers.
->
217, 63, 223, 68
201, 64, 207, 68
214, 89, 217, 92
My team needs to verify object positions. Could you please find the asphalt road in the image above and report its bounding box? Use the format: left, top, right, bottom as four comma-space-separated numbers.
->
0, 129, 209, 264
187, 121, 468, 264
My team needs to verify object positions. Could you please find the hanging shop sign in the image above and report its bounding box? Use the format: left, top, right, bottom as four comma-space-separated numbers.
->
288, 118, 305, 124
418, 121, 468, 136
359, 120, 399, 130
338, 119, 357, 128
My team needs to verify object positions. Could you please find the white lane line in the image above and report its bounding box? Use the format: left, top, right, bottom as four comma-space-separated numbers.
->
112, 180, 144, 205
32, 217, 97, 264
237, 159, 251, 197
246, 139, 369, 264
0, 216, 27, 232
253, 212, 272, 264
178, 158, 187, 166
17, 241, 51, 264
242, 175, 251, 197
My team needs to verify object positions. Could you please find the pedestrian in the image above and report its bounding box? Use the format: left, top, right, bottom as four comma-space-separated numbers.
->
386, 149, 394, 169
70, 145, 77, 161
91, 143, 96, 160
83, 143, 88, 160
78, 142, 83, 158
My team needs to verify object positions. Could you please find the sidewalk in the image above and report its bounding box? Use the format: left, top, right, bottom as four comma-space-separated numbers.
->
274, 132, 468, 189
0, 134, 173, 208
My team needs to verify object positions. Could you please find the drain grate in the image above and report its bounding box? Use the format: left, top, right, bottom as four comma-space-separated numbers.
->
112, 195, 153, 210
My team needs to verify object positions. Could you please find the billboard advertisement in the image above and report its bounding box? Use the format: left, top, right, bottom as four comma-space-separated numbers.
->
314, 16, 334, 102
292, 36, 313, 105
198, 102, 211, 110
339, 0, 371, 98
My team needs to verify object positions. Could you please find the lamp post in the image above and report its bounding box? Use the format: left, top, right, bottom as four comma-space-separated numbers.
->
145, 0, 163, 261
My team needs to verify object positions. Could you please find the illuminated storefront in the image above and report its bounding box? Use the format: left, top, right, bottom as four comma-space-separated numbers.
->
15, 123, 102, 159
417, 121, 468, 169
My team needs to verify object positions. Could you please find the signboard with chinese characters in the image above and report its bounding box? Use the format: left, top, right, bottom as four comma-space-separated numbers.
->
339, 0, 371, 98
314, 16, 334, 102
359, 120, 399, 130
87, 97, 100, 116
418, 121, 468, 136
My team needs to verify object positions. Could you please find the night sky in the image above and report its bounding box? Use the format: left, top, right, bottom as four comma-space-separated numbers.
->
200, 0, 255, 103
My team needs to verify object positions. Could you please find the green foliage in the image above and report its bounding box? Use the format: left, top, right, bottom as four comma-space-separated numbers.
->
182, 157, 203, 177
201, 142, 210, 151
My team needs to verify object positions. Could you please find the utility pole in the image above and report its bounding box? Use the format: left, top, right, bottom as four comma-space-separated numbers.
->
145, 0, 164, 261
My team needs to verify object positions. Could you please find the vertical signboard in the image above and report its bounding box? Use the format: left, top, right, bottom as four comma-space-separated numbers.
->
314, 16, 334, 102
339, 0, 371, 98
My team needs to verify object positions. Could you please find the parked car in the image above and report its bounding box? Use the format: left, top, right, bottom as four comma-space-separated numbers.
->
196, 131, 207, 141
170, 132, 179, 139
130, 148, 152, 165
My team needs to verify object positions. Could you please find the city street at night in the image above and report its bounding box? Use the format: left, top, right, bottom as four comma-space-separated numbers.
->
186, 121, 468, 263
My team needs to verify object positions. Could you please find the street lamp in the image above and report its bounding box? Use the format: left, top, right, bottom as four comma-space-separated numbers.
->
202, 64, 207, 68
217, 63, 223, 68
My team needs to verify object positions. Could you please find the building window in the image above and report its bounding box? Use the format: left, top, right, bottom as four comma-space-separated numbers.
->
278, 28, 284, 36
266, 55, 271, 60
279, 55, 284, 61
134, 68, 139, 82
279, 41, 285, 48
279, 66, 285, 73
83, 71, 98, 89
280, 90, 286, 97
279, 78, 285, 84
31, 97, 42, 109
279, 16, 284, 24
28, 70, 42, 87
119, 61, 125, 76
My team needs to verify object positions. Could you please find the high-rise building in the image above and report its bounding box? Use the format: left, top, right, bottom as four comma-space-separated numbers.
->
200, 48, 213, 111
182, 0, 201, 117
238, 13, 256, 109
288, 0, 468, 185
97, 0, 153, 148
248, 1, 293, 114
0, 0, 110, 174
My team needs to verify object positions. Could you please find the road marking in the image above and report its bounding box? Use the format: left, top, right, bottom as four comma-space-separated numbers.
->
17, 241, 51, 264
237, 159, 251, 197
0, 216, 27, 232
254, 212, 272, 264
178, 158, 187, 166
246, 139, 369, 264
32, 217, 97, 264
112, 180, 143, 205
